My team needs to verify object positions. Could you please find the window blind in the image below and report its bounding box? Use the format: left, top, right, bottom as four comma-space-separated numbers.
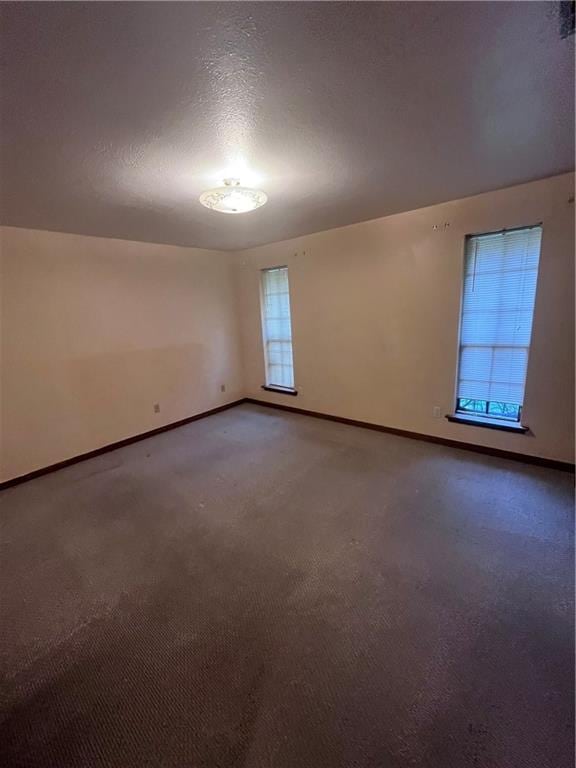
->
261, 266, 294, 389
456, 225, 542, 421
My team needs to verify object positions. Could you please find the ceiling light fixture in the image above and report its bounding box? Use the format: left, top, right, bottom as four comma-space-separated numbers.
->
199, 178, 267, 214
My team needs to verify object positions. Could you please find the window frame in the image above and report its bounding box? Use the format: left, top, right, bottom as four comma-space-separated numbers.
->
259, 265, 297, 395
450, 223, 542, 431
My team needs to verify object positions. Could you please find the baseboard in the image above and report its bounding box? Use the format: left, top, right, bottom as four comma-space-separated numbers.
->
244, 398, 575, 473
3, 395, 572, 490
0, 399, 247, 491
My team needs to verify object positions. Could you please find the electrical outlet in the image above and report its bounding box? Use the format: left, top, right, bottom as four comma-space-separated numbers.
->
433, 406, 441, 418
220, 384, 226, 393
154, 403, 160, 414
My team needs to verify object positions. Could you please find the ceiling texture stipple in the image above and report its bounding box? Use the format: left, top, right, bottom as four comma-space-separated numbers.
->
0, 2, 574, 251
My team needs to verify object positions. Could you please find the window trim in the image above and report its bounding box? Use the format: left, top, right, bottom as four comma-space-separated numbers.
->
446, 413, 528, 433
261, 384, 298, 396
259, 265, 296, 391
449, 223, 542, 432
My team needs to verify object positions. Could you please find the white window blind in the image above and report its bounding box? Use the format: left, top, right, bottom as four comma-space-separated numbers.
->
261, 266, 294, 389
456, 225, 542, 421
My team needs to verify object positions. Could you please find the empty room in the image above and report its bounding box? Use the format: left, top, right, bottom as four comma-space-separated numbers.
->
0, 2, 574, 767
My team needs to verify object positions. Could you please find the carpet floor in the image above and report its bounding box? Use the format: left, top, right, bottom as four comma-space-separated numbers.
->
0, 403, 573, 768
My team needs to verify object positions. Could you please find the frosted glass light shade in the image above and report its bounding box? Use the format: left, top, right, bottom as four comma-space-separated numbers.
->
199, 179, 267, 214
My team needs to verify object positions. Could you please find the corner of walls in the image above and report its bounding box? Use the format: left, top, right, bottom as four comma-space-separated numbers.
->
0, 227, 245, 482
224, 249, 251, 402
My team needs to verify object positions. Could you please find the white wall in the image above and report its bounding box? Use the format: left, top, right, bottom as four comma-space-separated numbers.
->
236, 173, 575, 463
0, 227, 243, 481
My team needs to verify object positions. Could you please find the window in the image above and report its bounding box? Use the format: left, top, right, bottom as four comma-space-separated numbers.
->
260, 266, 295, 391
455, 225, 542, 425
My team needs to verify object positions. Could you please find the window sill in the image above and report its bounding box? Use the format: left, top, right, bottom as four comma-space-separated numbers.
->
446, 413, 529, 434
261, 385, 298, 396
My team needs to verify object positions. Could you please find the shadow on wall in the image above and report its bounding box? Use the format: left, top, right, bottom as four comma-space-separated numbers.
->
2, 343, 211, 481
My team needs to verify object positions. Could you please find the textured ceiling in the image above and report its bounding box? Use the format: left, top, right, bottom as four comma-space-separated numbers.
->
1, 1, 574, 251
